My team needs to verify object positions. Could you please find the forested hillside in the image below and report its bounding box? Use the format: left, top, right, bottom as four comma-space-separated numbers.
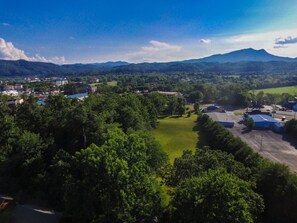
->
2, 59, 297, 77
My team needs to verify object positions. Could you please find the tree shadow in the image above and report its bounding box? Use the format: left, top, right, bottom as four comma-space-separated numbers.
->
197, 132, 208, 149
241, 128, 252, 134
282, 133, 297, 149
192, 121, 208, 149
223, 105, 246, 112
158, 115, 169, 119
169, 115, 183, 119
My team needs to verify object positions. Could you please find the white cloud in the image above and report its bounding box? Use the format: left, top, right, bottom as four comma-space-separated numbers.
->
200, 39, 211, 44
0, 37, 66, 64
1, 22, 10, 27
78, 29, 297, 63
141, 40, 181, 52
225, 34, 262, 43
273, 45, 287, 49
275, 36, 297, 45
223, 29, 297, 58
30, 54, 66, 64
69, 36, 75, 40
0, 38, 29, 60
127, 40, 182, 62
125, 29, 297, 63
50, 56, 66, 63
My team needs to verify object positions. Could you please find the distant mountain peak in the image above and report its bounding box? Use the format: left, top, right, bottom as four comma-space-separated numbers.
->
182, 48, 294, 63
244, 48, 268, 54
238, 48, 265, 52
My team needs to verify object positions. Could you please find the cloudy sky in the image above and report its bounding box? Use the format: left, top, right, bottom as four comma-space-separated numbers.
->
1, 0, 297, 64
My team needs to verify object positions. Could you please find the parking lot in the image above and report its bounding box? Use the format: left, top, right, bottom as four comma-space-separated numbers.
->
226, 111, 297, 172
202, 104, 297, 172
273, 110, 297, 121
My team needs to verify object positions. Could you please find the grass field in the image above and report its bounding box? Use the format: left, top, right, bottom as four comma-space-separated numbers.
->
252, 86, 297, 95
152, 113, 198, 163
107, 81, 118, 86
89, 83, 100, 87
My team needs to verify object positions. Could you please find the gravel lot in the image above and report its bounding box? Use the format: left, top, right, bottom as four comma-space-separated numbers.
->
227, 112, 297, 172
202, 105, 297, 172
273, 110, 297, 121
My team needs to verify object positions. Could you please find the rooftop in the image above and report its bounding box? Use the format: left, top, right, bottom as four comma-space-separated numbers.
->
207, 112, 234, 123
249, 114, 278, 123
66, 93, 88, 99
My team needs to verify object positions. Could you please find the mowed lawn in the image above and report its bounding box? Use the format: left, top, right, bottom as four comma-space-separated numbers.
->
107, 81, 118, 86
253, 86, 297, 95
152, 114, 198, 163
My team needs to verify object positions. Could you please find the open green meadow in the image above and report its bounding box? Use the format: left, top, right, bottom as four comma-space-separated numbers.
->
107, 81, 118, 86
252, 86, 297, 95
89, 83, 100, 87
152, 113, 198, 163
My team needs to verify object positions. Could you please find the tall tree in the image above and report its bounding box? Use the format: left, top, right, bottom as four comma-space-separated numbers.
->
172, 168, 264, 223
64, 127, 163, 223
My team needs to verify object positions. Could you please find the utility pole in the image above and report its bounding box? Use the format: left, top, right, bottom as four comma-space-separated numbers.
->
259, 133, 263, 152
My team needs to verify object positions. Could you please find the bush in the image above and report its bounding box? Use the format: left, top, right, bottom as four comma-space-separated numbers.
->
246, 118, 255, 130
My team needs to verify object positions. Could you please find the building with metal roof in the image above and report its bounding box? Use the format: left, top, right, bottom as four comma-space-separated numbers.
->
248, 114, 283, 132
207, 112, 235, 128
66, 92, 88, 100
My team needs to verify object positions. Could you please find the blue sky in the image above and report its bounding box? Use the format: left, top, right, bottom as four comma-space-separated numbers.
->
1, 0, 297, 63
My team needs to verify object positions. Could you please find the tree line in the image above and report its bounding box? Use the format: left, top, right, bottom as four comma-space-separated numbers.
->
0, 93, 184, 222
2, 92, 297, 222
196, 114, 297, 223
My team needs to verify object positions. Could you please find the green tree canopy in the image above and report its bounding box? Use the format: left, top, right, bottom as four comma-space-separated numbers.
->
172, 168, 264, 223
64, 127, 163, 223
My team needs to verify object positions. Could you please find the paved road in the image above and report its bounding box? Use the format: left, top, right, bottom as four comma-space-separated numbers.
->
227, 112, 297, 172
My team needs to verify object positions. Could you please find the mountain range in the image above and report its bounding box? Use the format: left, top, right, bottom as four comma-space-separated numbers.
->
63, 61, 129, 69
1, 48, 297, 76
182, 48, 296, 63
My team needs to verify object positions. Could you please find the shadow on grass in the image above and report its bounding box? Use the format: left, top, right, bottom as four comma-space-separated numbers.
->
192, 119, 209, 149
196, 132, 208, 149
158, 115, 170, 120
158, 115, 185, 119
169, 115, 183, 119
